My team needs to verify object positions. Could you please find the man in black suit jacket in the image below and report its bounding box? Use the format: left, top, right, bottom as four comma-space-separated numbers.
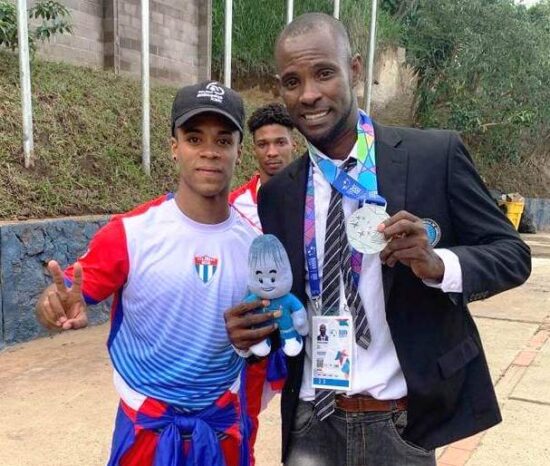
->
225, 13, 530, 465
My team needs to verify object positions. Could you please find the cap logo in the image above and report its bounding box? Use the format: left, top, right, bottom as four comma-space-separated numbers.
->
197, 82, 225, 103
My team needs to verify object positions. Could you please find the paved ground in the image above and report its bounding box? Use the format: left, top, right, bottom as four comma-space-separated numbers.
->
437, 233, 550, 466
0, 234, 548, 466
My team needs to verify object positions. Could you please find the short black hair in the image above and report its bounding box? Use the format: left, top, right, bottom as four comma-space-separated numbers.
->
247, 103, 294, 136
276, 12, 352, 59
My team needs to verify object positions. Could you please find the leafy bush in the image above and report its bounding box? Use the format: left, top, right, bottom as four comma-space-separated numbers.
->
0, 0, 72, 54
401, 0, 550, 166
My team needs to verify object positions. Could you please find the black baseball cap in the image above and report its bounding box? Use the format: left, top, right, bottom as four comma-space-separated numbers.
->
171, 81, 245, 138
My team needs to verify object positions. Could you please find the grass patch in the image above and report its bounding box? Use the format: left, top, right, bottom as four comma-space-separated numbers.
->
0, 51, 289, 220
211, 0, 403, 87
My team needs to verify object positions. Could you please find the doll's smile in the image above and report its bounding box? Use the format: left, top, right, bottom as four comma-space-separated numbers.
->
261, 285, 276, 292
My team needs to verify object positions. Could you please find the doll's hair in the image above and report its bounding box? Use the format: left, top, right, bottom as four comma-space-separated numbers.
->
248, 234, 289, 269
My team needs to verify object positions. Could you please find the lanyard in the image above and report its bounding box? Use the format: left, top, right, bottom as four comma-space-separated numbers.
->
304, 111, 384, 312
307, 110, 386, 206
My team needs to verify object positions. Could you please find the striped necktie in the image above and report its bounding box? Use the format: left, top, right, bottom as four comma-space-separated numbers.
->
314, 158, 371, 421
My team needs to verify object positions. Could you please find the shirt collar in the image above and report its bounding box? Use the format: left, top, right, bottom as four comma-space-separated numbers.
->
309, 140, 359, 166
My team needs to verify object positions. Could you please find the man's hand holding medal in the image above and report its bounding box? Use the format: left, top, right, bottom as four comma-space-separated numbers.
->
378, 210, 445, 282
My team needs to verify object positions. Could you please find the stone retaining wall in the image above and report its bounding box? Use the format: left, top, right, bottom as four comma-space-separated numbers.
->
0, 217, 111, 349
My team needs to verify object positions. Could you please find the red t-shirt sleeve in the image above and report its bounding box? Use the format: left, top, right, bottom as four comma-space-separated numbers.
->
228, 184, 245, 204
64, 218, 129, 304
229, 174, 259, 205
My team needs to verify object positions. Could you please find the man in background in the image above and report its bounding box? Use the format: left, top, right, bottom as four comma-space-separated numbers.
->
230, 103, 296, 229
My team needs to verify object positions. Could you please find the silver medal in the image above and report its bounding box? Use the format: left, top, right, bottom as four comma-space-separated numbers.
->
346, 204, 389, 254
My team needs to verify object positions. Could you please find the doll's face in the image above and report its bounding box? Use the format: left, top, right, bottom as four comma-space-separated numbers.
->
248, 235, 293, 299
249, 261, 292, 299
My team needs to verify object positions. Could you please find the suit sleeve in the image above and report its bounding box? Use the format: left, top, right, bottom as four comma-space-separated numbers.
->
257, 186, 269, 232
258, 183, 282, 237
445, 133, 531, 303
64, 218, 129, 304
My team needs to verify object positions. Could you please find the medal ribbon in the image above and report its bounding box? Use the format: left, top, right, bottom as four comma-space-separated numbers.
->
307, 110, 385, 206
304, 110, 386, 307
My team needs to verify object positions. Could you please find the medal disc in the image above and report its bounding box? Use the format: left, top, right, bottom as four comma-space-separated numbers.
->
346, 204, 389, 254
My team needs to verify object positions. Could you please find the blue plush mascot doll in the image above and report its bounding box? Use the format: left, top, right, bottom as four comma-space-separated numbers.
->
245, 234, 309, 357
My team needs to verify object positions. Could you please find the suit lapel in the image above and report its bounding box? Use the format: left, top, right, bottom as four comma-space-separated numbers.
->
284, 154, 309, 298
374, 122, 409, 304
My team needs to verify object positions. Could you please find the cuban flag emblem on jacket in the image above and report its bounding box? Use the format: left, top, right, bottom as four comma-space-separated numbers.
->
194, 255, 219, 284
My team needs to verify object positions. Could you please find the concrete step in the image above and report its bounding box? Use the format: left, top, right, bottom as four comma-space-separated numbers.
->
523, 233, 550, 258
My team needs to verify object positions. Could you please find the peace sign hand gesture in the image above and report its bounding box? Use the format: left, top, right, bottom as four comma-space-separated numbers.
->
36, 260, 88, 331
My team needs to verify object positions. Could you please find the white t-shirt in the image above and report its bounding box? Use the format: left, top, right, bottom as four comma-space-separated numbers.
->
65, 194, 258, 411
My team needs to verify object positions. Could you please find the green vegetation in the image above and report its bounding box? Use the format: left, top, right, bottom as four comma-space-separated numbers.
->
0, 51, 267, 219
401, 0, 550, 195
212, 0, 401, 86
212, 0, 550, 196
1, 0, 548, 220
0, 0, 72, 54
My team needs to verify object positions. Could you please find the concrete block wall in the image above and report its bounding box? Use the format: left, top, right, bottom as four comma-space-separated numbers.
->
114, 0, 202, 82
36, 0, 211, 84
36, 0, 105, 69
0, 217, 111, 349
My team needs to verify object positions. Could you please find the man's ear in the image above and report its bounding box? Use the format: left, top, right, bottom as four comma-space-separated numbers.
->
170, 136, 178, 161
350, 53, 363, 88
236, 143, 243, 166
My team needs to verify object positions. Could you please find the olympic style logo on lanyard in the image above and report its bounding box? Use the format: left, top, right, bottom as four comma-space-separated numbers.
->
304, 110, 388, 314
